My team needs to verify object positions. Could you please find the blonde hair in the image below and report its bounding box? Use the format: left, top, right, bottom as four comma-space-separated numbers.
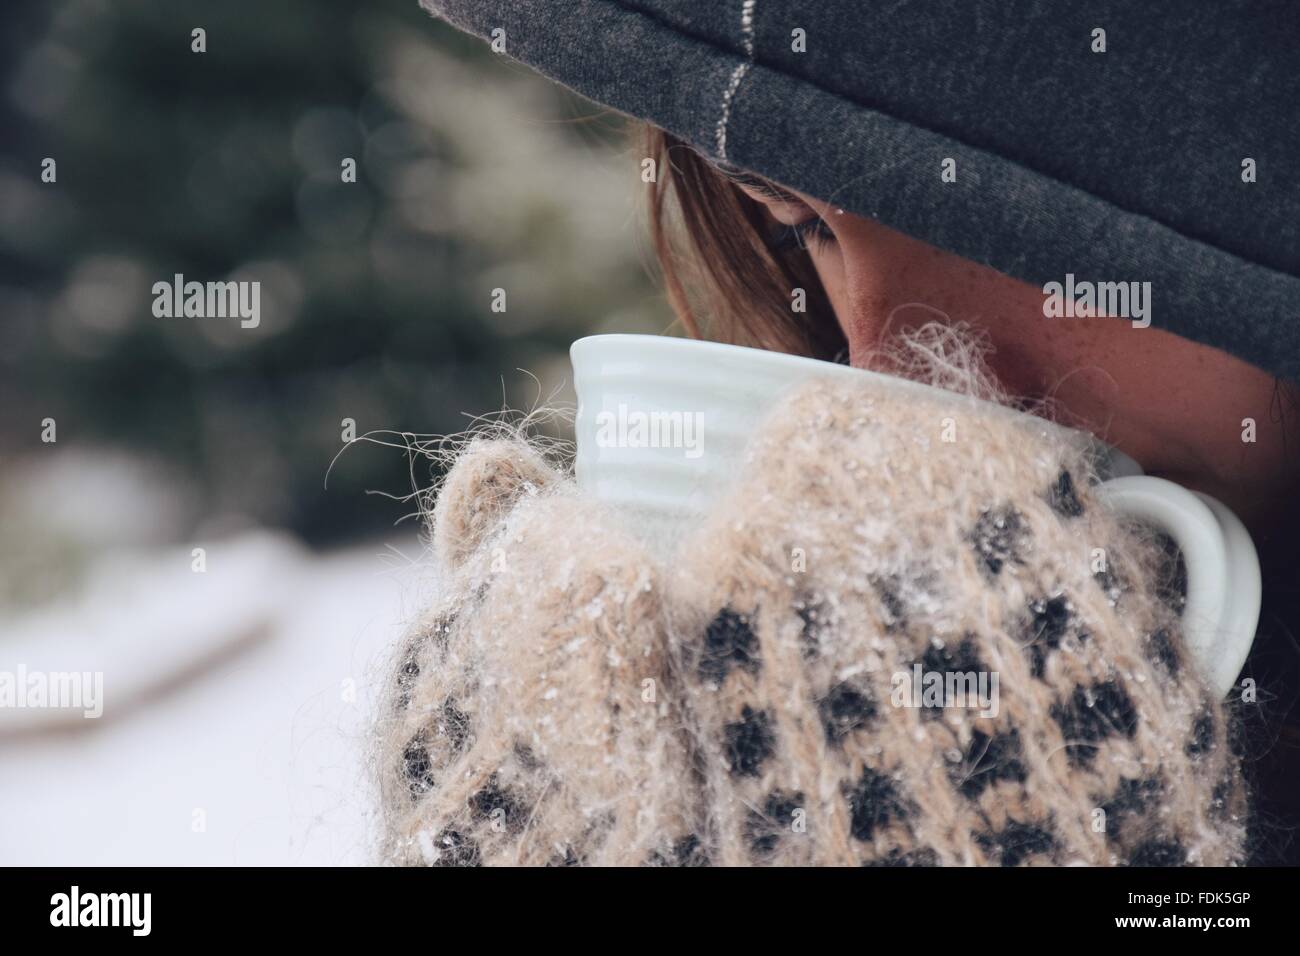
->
643, 125, 847, 361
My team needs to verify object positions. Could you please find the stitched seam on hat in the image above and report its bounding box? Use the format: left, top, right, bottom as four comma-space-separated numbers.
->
714, 0, 756, 161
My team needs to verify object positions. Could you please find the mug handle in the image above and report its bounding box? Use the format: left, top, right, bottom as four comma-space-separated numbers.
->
1091, 476, 1261, 698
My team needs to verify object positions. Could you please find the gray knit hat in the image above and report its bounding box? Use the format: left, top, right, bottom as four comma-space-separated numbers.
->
421, 0, 1300, 380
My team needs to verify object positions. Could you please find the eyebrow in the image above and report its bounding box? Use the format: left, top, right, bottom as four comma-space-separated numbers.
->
712, 162, 802, 204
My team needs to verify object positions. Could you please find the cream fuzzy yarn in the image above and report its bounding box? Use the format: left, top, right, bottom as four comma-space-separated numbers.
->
376, 375, 1247, 867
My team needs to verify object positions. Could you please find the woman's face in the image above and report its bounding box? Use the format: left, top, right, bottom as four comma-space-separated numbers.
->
728, 173, 1300, 543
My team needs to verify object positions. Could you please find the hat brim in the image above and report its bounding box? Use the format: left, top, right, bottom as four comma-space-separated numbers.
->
423, 0, 1300, 380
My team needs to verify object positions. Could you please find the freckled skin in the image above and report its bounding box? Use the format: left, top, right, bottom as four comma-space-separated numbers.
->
741, 184, 1300, 554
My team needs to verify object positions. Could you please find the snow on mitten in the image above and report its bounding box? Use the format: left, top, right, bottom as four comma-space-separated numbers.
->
377, 438, 695, 866
668, 379, 1246, 866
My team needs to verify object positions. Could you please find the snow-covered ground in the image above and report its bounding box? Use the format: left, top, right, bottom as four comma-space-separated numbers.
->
0, 531, 426, 865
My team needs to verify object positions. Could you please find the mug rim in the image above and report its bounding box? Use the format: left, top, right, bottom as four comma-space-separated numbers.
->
571, 333, 1140, 477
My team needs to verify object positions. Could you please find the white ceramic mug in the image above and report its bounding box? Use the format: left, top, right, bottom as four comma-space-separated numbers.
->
571, 333, 1260, 698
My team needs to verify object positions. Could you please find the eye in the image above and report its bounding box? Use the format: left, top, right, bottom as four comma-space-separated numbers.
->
769, 216, 835, 253
711, 164, 837, 253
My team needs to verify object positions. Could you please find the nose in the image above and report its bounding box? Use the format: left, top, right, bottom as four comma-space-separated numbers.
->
824, 216, 971, 370
821, 213, 1049, 401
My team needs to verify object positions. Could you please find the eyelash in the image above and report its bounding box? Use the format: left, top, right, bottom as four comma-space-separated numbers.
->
770, 216, 835, 252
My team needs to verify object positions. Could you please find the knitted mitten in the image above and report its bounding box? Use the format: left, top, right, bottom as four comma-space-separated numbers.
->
666, 380, 1245, 866
377, 383, 1247, 866
377, 439, 697, 866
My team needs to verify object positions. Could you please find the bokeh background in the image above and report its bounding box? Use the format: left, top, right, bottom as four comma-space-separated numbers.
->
0, 0, 669, 863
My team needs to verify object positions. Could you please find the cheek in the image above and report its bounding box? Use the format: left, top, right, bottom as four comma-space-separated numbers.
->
1050, 325, 1284, 462
804, 215, 965, 364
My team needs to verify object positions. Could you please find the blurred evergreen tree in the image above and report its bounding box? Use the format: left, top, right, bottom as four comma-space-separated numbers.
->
0, 0, 667, 547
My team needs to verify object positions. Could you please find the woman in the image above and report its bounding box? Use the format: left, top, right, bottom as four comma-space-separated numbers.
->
381, 0, 1300, 865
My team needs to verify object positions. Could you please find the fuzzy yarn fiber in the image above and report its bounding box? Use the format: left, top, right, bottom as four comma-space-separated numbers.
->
375, 377, 1247, 866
